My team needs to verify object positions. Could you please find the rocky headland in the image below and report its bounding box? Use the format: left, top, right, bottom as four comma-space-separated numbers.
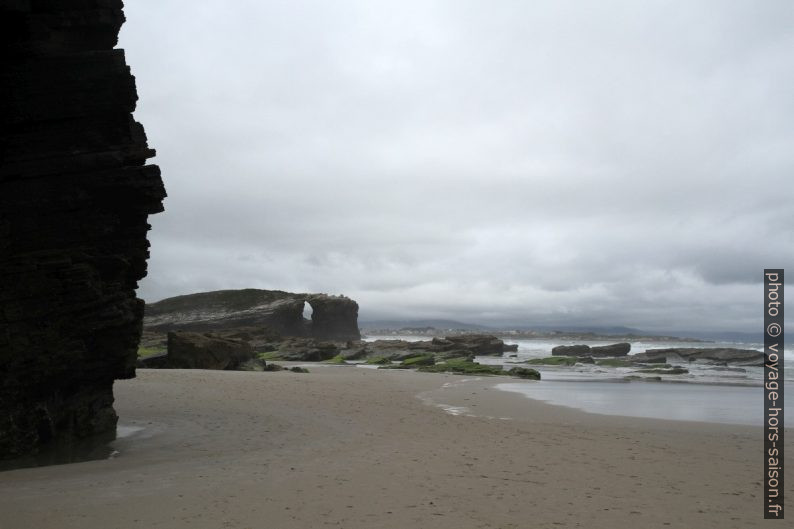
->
140, 289, 536, 378
144, 289, 360, 340
138, 293, 535, 379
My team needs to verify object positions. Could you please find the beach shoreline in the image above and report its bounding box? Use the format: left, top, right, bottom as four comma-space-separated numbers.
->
0, 367, 788, 528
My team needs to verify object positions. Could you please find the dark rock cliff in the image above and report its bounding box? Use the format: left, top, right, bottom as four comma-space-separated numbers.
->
0, 1, 166, 459
144, 289, 361, 341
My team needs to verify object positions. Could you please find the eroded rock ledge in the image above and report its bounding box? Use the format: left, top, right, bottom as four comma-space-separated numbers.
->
0, 1, 165, 459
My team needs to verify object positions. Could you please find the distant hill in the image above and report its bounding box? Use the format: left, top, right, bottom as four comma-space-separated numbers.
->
360, 321, 654, 335
654, 330, 761, 344
506, 324, 646, 335
507, 325, 760, 343
359, 319, 492, 331
358, 319, 760, 343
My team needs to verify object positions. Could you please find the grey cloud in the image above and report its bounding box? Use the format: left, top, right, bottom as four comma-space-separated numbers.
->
121, 0, 793, 333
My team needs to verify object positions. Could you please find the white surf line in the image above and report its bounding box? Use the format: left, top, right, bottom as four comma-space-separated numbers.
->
416, 376, 515, 420
116, 425, 145, 438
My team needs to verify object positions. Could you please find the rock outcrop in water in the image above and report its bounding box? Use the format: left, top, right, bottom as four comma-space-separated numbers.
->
551, 344, 592, 356
0, 1, 165, 459
144, 289, 361, 341
323, 334, 518, 362
629, 348, 764, 366
551, 343, 631, 357
591, 343, 631, 356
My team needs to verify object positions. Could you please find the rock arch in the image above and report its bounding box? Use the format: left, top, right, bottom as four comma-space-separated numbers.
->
143, 289, 361, 342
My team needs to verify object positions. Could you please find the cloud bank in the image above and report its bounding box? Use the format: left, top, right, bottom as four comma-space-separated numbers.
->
120, 0, 794, 332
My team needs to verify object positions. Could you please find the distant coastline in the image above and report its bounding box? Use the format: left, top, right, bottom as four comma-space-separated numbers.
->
362, 326, 707, 343
359, 320, 760, 343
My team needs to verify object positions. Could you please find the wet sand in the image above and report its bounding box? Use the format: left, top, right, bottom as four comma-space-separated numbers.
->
0, 367, 788, 528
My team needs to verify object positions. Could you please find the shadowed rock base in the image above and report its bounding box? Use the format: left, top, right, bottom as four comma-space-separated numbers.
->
0, 386, 118, 471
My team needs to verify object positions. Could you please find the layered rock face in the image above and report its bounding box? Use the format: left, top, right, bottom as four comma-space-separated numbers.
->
0, 1, 166, 458
144, 289, 361, 341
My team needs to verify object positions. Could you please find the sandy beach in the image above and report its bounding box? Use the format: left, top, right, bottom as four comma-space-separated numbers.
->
0, 367, 788, 529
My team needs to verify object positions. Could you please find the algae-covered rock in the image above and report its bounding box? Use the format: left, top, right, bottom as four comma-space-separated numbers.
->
506, 367, 541, 380
595, 358, 634, 368
635, 367, 688, 375
323, 354, 348, 364
366, 356, 392, 365
378, 354, 437, 369
364, 334, 516, 359
434, 350, 476, 361
624, 375, 663, 382
416, 358, 504, 376
524, 356, 577, 366
401, 354, 436, 366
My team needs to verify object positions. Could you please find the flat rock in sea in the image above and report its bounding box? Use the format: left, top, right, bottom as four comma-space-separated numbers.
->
629, 348, 764, 366
551, 344, 592, 356
451, 334, 520, 354
590, 343, 631, 357
351, 334, 518, 361
552, 343, 631, 357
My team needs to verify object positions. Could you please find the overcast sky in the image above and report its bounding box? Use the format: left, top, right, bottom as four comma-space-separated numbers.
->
119, 0, 793, 332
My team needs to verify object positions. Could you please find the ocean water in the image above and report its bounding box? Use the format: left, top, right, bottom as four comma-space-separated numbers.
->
477, 338, 792, 385
497, 380, 763, 426
364, 334, 789, 425
363, 334, 791, 385
363, 334, 434, 343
